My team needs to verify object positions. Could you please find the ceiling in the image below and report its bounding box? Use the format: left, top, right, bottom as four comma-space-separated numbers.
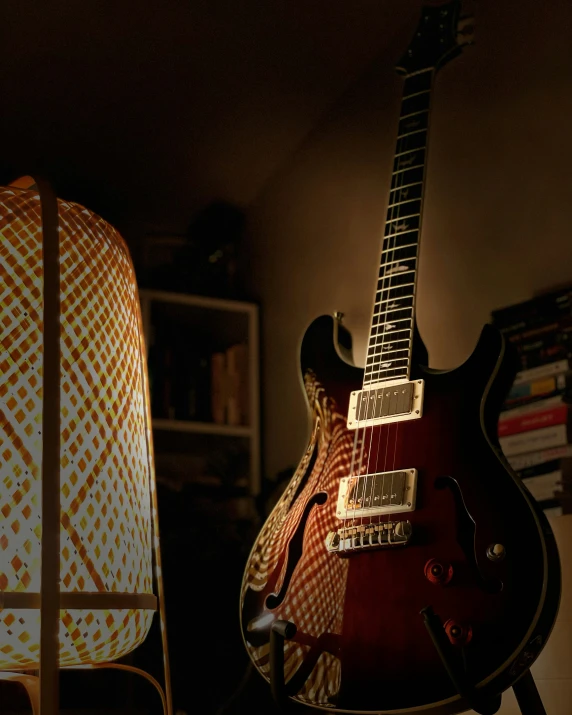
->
0, 0, 423, 238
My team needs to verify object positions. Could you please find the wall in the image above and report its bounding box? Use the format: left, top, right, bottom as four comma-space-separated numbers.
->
245, 0, 572, 482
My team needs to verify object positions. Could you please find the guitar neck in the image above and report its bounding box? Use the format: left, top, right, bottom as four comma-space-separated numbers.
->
364, 69, 435, 387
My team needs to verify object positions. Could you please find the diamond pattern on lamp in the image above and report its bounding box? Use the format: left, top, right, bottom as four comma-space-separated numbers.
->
0, 187, 155, 668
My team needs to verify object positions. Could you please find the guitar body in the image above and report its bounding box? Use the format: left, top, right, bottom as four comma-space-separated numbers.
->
240, 316, 560, 713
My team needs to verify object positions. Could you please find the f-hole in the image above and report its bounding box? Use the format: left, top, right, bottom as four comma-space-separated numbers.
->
265, 492, 328, 610
435, 476, 502, 594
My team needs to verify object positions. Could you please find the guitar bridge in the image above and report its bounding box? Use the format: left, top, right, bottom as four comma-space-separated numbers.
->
326, 520, 412, 554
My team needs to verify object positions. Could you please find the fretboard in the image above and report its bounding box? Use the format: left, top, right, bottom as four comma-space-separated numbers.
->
364, 69, 434, 387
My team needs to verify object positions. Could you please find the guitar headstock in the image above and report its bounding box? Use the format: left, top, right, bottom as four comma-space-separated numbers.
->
395, 0, 475, 76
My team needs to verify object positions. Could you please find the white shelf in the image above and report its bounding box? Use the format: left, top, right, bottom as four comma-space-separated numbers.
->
139, 288, 261, 496
152, 418, 252, 437
139, 288, 257, 313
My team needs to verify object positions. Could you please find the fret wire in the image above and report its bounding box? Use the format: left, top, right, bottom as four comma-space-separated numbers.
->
380, 255, 417, 267
394, 146, 427, 158
367, 344, 410, 357
399, 109, 429, 121
366, 357, 410, 367
379, 267, 416, 276
366, 354, 410, 367
373, 308, 414, 318
397, 128, 427, 140
365, 371, 408, 380
375, 293, 414, 305
382, 242, 417, 254
384, 229, 418, 240
379, 271, 416, 283
386, 212, 420, 223
387, 199, 421, 209
401, 89, 431, 100
389, 181, 423, 196
378, 275, 415, 288
375, 288, 416, 301
369, 328, 413, 342
373, 313, 413, 325
393, 163, 424, 175
374, 288, 416, 304
375, 317, 413, 327
367, 347, 410, 358
365, 365, 410, 376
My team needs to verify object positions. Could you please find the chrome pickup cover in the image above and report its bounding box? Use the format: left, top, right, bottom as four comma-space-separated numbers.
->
336, 469, 417, 518
326, 520, 412, 554
347, 378, 424, 430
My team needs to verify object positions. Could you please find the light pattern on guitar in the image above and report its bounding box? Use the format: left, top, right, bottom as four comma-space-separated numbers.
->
241, 370, 365, 706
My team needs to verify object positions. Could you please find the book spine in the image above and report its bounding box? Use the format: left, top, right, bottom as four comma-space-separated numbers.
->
521, 470, 562, 503
507, 317, 572, 344
512, 359, 570, 386
505, 373, 568, 402
498, 404, 569, 437
499, 423, 568, 458
237, 343, 249, 426
227, 344, 240, 426
499, 394, 564, 420
516, 458, 561, 479
492, 289, 572, 330
211, 352, 226, 425
507, 442, 572, 470
519, 345, 572, 370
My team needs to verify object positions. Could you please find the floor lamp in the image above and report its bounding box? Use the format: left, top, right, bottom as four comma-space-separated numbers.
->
0, 177, 172, 715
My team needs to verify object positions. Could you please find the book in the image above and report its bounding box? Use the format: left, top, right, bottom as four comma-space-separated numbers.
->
516, 325, 572, 354
505, 372, 572, 404
499, 423, 568, 458
211, 352, 227, 424
498, 403, 570, 437
508, 442, 572, 471
516, 458, 562, 479
512, 359, 571, 386
519, 345, 572, 371
226, 342, 249, 426
506, 316, 572, 345
499, 394, 565, 420
491, 287, 572, 331
521, 470, 562, 503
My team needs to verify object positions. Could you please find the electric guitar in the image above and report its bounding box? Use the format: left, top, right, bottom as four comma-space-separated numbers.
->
240, 3, 561, 712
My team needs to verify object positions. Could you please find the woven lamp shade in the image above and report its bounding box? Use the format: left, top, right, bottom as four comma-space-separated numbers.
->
0, 184, 157, 670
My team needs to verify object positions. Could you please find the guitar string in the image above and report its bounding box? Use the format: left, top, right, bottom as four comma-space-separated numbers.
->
350, 92, 407, 549
358, 87, 415, 548
387, 70, 433, 535
347, 74, 429, 550
378, 86, 417, 541
369, 73, 430, 543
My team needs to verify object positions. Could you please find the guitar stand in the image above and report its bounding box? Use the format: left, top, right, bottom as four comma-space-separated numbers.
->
269, 614, 548, 715
421, 606, 547, 715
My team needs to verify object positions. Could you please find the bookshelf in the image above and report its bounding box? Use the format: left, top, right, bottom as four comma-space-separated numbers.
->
139, 289, 261, 496
492, 284, 572, 518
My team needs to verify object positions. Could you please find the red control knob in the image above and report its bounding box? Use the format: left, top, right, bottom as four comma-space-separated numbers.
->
444, 619, 473, 646
424, 558, 453, 585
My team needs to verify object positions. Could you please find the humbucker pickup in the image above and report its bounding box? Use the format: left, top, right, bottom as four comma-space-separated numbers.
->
336, 469, 417, 518
347, 378, 424, 429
